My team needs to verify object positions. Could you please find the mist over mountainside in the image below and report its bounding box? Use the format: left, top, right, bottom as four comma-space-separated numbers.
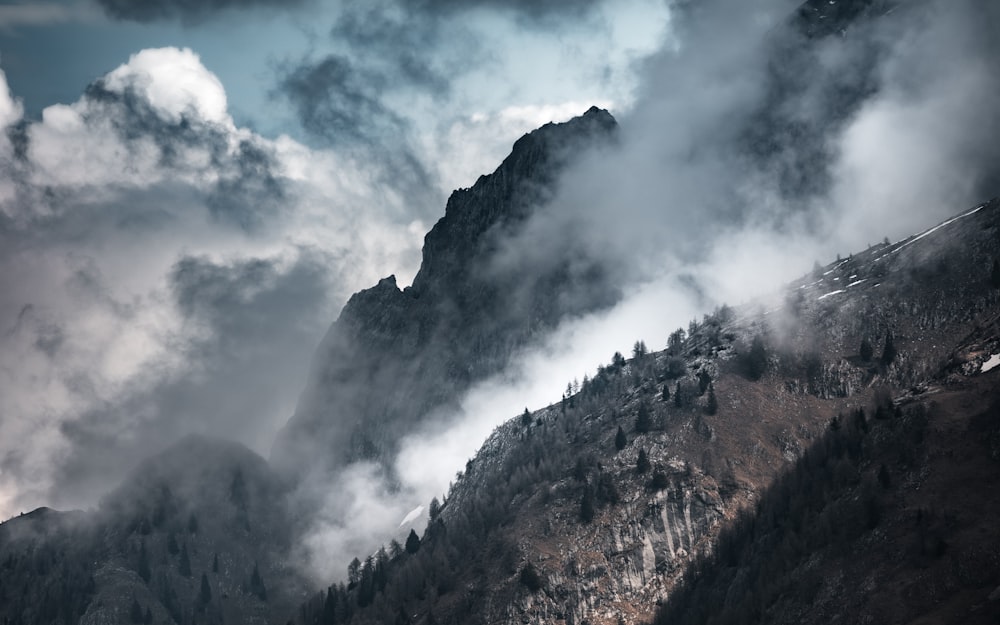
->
271, 107, 620, 479
290, 197, 1000, 625
1, 0, 1000, 623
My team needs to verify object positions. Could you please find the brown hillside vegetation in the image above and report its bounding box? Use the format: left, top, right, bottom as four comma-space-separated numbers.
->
293, 199, 1000, 625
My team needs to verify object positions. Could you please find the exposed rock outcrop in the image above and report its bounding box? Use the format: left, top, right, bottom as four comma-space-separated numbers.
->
271, 107, 620, 477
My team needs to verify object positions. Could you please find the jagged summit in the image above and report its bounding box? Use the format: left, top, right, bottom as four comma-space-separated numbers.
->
271, 107, 620, 477
413, 105, 615, 296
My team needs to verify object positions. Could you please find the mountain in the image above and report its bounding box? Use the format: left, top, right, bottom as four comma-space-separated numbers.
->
270, 0, 914, 484
4, 2, 1000, 623
293, 198, 1000, 625
0, 436, 309, 625
271, 106, 619, 477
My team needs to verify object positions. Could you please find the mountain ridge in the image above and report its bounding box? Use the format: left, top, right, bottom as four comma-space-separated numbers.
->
292, 196, 1000, 625
271, 106, 620, 478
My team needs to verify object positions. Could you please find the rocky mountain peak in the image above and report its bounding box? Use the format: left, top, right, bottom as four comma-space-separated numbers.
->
271, 106, 620, 476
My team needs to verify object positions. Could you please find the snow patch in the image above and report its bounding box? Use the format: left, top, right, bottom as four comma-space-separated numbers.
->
847, 278, 868, 288
398, 505, 424, 529
982, 354, 1000, 374
891, 205, 985, 255
817, 289, 846, 300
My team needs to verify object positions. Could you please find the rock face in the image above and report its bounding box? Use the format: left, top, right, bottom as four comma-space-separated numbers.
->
271, 107, 620, 476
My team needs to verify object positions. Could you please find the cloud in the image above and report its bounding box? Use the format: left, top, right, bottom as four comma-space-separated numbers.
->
94, 0, 307, 23
93, 0, 605, 24
273, 0, 667, 224
291, 0, 1000, 581
0, 2, 96, 30
0, 47, 425, 519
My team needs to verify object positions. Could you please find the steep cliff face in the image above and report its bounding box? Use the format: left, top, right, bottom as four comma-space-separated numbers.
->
271, 107, 620, 476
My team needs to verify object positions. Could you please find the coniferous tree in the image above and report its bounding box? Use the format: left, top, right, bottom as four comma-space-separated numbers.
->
405, 529, 421, 554
250, 562, 267, 601
881, 333, 897, 367
389, 539, 403, 558
323, 588, 338, 625
348, 557, 362, 586
612, 351, 626, 368
747, 335, 768, 380
636, 449, 651, 474
198, 573, 212, 608
992, 259, 1000, 288
596, 472, 619, 505
521, 408, 532, 427
698, 371, 712, 396
635, 402, 653, 433
519, 563, 543, 592
212, 552, 219, 574
674, 381, 682, 407
706, 383, 718, 415
615, 426, 627, 451
579, 486, 595, 523
661, 383, 671, 402
649, 470, 669, 491
860, 336, 874, 361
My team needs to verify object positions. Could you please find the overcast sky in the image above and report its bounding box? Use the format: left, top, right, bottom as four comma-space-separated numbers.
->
0, 0, 670, 519
1, 0, 998, 553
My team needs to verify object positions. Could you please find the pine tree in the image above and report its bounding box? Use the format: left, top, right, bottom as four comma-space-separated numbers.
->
881, 333, 897, 367
698, 370, 711, 395
860, 336, 873, 361
661, 384, 671, 402
674, 381, 682, 407
212, 552, 219, 573
348, 557, 361, 586
747, 335, 767, 380
636, 449, 651, 474
635, 402, 652, 433
250, 562, 267, 601
706, 382, 718, 415
573, 456, 589, 482
580, 486, 595, 523
198, 573, 212, 608
519, 563, 543, 592
405, 529, 421, 554
521, 407, 532, 427
615, 426, 627, 451
389, 539, 403, 558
